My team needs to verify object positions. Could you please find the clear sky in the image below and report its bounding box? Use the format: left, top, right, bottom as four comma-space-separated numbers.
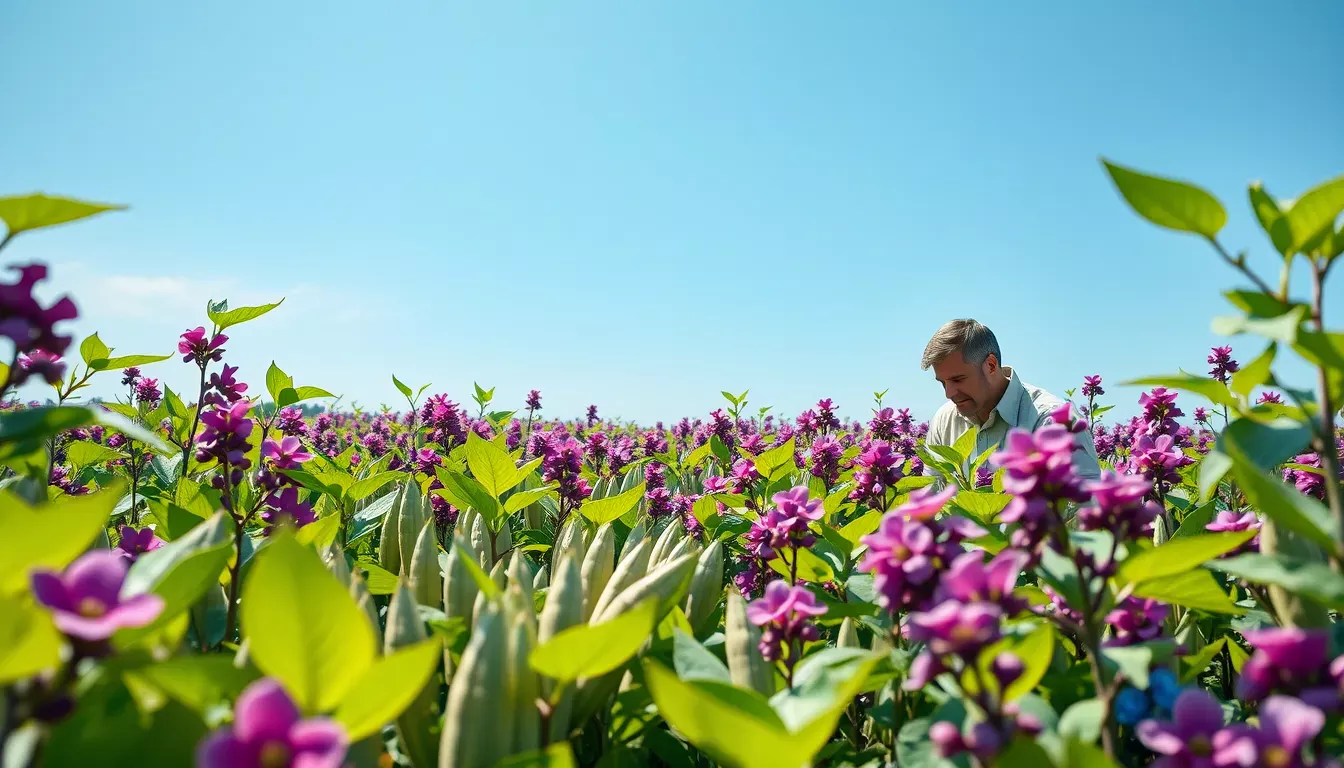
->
3, 1, 1342, 426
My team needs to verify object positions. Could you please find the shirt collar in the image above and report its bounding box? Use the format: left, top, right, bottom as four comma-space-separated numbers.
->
980, 366, 1026, 429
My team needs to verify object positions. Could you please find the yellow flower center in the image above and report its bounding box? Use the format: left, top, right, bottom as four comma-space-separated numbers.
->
893, 546, 910, 560
1263, 746, 1290, 768
259, 741, 290, 768
77, 597, 107, 618
950, 625, 977, 643
1187, 735, 1211, 757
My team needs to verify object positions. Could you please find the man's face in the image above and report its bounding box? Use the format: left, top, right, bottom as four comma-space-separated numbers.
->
933, 350, 996, 419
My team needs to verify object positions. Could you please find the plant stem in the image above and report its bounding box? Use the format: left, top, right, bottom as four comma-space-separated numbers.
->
1308, 260, 1344, 568
183, 363, 209, 470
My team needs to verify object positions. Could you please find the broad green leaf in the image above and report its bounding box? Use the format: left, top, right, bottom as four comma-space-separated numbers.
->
642, 659, 796, 768
966, 623, 1053, 703
347, 471, 400, 502
1132, 569, 1243, 615
1100, 641, 1177, 689
333, 638, 442, 740
278, 386, 336, 407
0, 482, 123, 596
952, 426, 977, 464
530, 598, 658, 683
505, 485, 555, 514
710, 434, 732, 466
392, 375, 412, 399
1249, 182, 1294, 256
1101, 159, 1226, 238
356, 561, 398, 595
767, 547, 835, 584
1197, 450, 1233, 504
116, 516, 233, 645
1271, 173, 1344, 254
1211, 305, 1308, 345
681, 443, 713, 470
100, 353, 173, 369
1172, 501, 1218, 539
0, 595, 63, 684
434, 469, 502, 528
66, 441, 126, 467
1058, 698, 1106, 743
295, 512, 341, 550
951, 491, 1011, 523
838, 510, 881, 547
672, 628, 732, 684
266, 362, 293, 403
1228, 449, 1336, 554
240, 533, 376, 712
1231, 343, 1276, 399
123, 653, 258, 716
578, 481, 646, 525
1208, 553, 1344, 609
495, 743, 578, 768
1218, 416, 1311, 473
1116, 530, 1258, 584
80, 333, 111, 367
1179, 638, 1228, 684
752, 437, 796, 479
0, 193, 126, 235
1120, 375, 1237, 408
771, 648, 883, 755
465, 431, 527, 498
207, 299, 283, 331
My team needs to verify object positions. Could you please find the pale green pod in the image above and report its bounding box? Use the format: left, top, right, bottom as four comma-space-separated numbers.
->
378, 483, 405, 576
532, 565, 549, 590
385, 582, 440, 768
508, 613, 541, 755
870, 626, 894, 655
442, 540, 480, 678
325, 544, 352, 587
470, 514, 492, 566
837, 617, 861, 649
473, 559, 510, 626
588, 536, 653, 622
666, 534, 700, 564
409, 519, 442, 609
350, 572, 381, 640
503, 583, 536, 633
726, 589, 774, 696
682, 540, 724, 633
397, 480, 428, 577
494, 520, 514, 560
507, 554, 534, 606
537, 553, 584, 744
579, 524, 616, 622
619, 519, 647, 563
591, 552, 697, 625
439, 605, 509, 768
552, 516, 588, 575
649, 520, 686, 567
455, 507, 479, 548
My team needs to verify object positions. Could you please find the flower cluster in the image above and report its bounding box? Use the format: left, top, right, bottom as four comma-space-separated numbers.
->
858, 486, 986, 613
848, 440, 904, 509
744, 486, 824, 562
31, 550, 164, 648
1138, 688, 1332, 768
197, 678, 348, 768
1235, 628, 1343, 711
1075, 470, 1159, 540
0, 264, 78, 386
114, 525, 164, 562
178, 325, 227, 366
992, 424, 1089, 553
1207, 345, 1239, 383
747, 580, 826, 678
195, 400, 255, 493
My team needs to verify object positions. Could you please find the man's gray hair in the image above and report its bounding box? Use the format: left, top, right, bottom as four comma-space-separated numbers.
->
920, 319, 1001, 370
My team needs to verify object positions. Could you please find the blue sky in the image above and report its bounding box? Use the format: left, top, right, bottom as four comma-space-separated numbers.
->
3, 1, 1342, 426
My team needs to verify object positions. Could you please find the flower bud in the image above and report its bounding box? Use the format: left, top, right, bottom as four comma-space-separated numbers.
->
928, 721, 964, 757
991, 651, 1025, 690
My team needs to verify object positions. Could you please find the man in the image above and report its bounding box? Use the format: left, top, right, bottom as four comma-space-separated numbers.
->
920, 318, 1100, 481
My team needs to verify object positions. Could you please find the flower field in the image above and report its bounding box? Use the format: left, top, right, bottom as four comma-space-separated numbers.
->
2, 159, 1344, 768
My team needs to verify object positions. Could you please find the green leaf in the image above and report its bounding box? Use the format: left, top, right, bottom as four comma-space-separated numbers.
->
1119, 375, 1237, 408
347, 471, 400, 502
80, 333, 111, 367
296, 512, 341, 550
1116, 530, 1258, 585
122, 654, 257, 716
116, 520, 233, 646
1207, 553, 1344, 610
672, 628, 732, 684
642, 659, 796, 768
710, 434, 732, 466
950, 491, 1011, 524
332, 638, 442, 740
0, 193, 126, 235
0, 595, 63, 684
278, 386, 336, 407
495, 743, 578, 768
1179, 638, 1228, 684
65, 441, 126, 468
207, 299, 283, 331
465, 431, 527, 498
240, 532, 376, 712
100, 353, 173, 369
1058, 698, 1106, 744
1227, 448, 1337, 554
578, 481, 646, 525
838, 510, 881, 547
1271, 173, 1344, 254
356, 561, 398, 595
452, 540, 500, 599
1172, 501, 1218, 539
0, 483, 123, 596
967, 623, 1053, 703
1231, 343, 1276, 399
952, 426, 977, 464
266, 362, 294, 403
1101, 159, 1227, 238
1218, 416, 1312, 473
1197, 450, 1233, 504
1131, 569, 1244, 615
392, 375, 412, 399
681, 443, 714, 470
1211, 305, 1308, 345
530, 598, 659, 683
505, 485, 555, 514
1100, 641, 1176, 689
1249, 182, 1294, 256
767, 547, 835, 584
434, 468, 502, 528
751, 437, 796, 480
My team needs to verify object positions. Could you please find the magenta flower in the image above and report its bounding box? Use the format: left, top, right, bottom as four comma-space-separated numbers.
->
848, 441, 906, 508
991, 425, 1087, 502
897, 485, 957, 521
0, 264, 79, 358
178, 326, 227, 365
1256, 391, 1283, 405
1205, 510, 1260, 556
1077, 471, 1159, 539
1207, 346, 1239, 383
262, 436, 313, 470
259, 487, 317, 532
16, 349, 66, 386
526, 389, 542, 410
30, 550, 164, 641
1128, 433, 1192, 490
1082, 375, 1104, 399
935, 549, 1030, 615
1212, 696, 1327, 768
1104, 596, 1168, 646
772, 485, 823, 523
204, 363, 248, 406
133, 376, 162, 406
197, 678, 348, 768
747, 580, 827, 665
115, 525, 164, 562
907, 600, 1003, 657
1235, 628, 1339, 709
1135, 687, 1225, 766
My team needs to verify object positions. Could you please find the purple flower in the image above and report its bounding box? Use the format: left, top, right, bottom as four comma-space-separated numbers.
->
1135, 687, 1225, 766
259, 487, 317, 532
115, 525, 164, 562
1235, 628, 1338, 709
197, 678, 348, 768
195, 401, 255, 491
275, 407, 306, 436
16, 349, 66, 386
1256, 391, 1283, 405
772, 485, 823, 523
898, 485, 957, 521
747, 580, 826, 664
30, 550, 164, 641
526, 389, 542, 410
1104, 596, 1168, 647
262, 436, 313, 470
120, 367, 141, 386
1076, 471, 1159, 539
848, 441, 905, 508
204, 363, 248, 407
808, 434, 843, 487
1082, 375, 1104, 399
907, 600, 1003, 657
935, 549, 1029, 615
1207, 346, 1239, 383
858, 492, 983, 614
0, 264, 78, 358
1206, 510, 1261, 556
992, 426, 1087, 502
1128, 433, 1192, 492
869, 407, 898, 440
178, 326, 227, 365
1212, 696, 1325, 768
